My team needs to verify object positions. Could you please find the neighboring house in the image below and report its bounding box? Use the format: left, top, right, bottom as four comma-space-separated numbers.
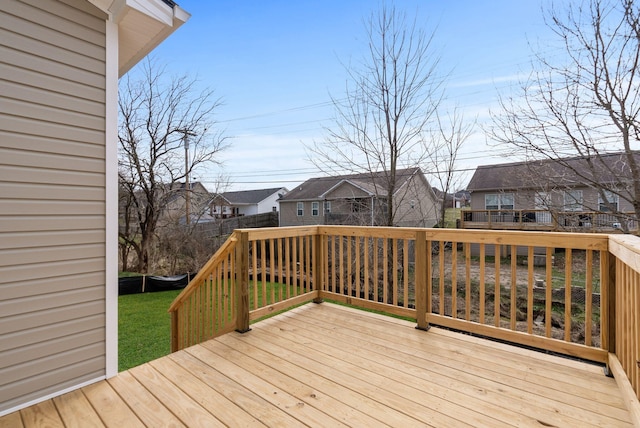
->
210, 187, 288, 219
0, 0, 188, 416
279, 168, 439, 227
432, 188, 471, 209
464, 152, 638, 232
162, 181, 213, 224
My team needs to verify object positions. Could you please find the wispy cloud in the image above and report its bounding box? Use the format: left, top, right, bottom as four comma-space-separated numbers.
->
450, 73, 527, 89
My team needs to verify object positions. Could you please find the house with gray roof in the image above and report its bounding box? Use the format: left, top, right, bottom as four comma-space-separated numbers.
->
279, 168, 438, 227
210, 187, 288, 218
464, 151, 639, 232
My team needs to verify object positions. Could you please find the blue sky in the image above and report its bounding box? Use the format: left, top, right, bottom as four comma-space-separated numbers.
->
141, 0, 557, 191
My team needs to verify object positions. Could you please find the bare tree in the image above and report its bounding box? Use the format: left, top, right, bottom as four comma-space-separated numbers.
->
429, 108, 474, 227
490, 0, 640, 231
309, 5, 444, 226
118, 58, 229, 273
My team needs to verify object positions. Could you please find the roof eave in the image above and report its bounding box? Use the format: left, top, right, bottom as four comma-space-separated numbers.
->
90, 0, 190, 77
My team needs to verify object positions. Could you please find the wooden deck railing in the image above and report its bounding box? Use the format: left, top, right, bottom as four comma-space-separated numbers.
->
169, 225, 640, 404
319, 227, 610, 363
169, 227, 321, 352
168, 231, 239, 351
461, 209, 638, 232
608, 235, 640, 406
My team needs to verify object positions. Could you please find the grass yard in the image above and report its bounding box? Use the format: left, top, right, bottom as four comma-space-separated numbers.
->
118, 289, 181, 371
118, 281, 299, 371
444, 207, 462, 228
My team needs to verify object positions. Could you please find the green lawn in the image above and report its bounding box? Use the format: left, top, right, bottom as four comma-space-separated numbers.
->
118, 290, 181, 371
444, 207, 462, 228
118, 282, 301, 371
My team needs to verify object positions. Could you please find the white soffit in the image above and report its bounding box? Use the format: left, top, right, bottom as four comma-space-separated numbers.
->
88, 0, 190, 77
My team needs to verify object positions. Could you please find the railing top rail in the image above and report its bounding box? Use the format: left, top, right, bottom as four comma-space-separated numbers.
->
318, 225, 418, 239
609, 234, 640, 274
423, 228, 609, 250
241, 225, 609, 250
241, 225, 320, 240
168, 230, 239, 312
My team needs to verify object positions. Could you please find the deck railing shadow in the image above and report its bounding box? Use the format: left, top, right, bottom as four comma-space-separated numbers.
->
169, 225, 640, 413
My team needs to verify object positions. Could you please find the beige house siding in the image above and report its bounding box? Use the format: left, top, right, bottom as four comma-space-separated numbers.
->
279, 200, 323, 226
393, 174, 438, 228
280, 174, 439, 227
470, 187, 635, 213
0, 0, 108, 414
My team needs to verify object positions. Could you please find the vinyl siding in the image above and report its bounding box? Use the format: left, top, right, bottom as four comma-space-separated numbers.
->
0, 0, 107, 414
280, 201, 322, 226
471, 187, 635, 212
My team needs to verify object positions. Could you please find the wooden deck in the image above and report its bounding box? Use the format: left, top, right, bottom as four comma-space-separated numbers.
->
2, 302, 634, 427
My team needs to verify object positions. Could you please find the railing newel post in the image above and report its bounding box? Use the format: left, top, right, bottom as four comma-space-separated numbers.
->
313, 229, 324, 304
415, 229, 429, 331
236, 230, 251, 333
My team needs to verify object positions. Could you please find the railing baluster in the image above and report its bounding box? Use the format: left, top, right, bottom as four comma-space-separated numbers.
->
305, 235, 311, 294
404, 239, 410, 309
393, 239, 398, 306
545, 247, 552, 338
252, 240, 258, 310
355, 236, 361, 300
347, 236, 352, 297
285, 237, 291, 299
261, 240, 267, 307
291, 236, 298, 298
527, 246, 534, 335
439, 241, 445, 315
465, 242, 471, 321
269, 239, 275, 304
364, 237, 370, 301
585, 249, 593, 347
564, 248, 573, 342
479, 243, 485, 324
451, 242, 458, 318
277, 238, 283, 301
383, 238, 389, 304
495, 244, 501, 328
373, 238, 379, 303
510, 246, 517, 330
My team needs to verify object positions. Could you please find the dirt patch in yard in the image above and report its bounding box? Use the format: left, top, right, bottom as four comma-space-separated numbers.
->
428, 248, 602, 347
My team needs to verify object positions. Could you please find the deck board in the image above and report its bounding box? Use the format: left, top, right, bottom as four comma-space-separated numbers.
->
1, 302, 634, 427
283, 305, 630, 420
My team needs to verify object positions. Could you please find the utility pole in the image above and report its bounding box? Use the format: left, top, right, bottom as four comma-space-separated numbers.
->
177, 129, 196, 225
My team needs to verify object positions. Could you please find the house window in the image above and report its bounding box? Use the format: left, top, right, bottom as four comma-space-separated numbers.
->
485, 193, 514, 210
312, 201, 319, 216
598, 190, 619, 212
297, 202, 304, 216
324, 200, 331, 214
272, 206, 277, 212
564, 190, 583, 211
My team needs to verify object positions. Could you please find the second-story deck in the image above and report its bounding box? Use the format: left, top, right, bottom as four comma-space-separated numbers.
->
460, 209, 638, 233
1, 302, 634, 427
2, 225, 639, 426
